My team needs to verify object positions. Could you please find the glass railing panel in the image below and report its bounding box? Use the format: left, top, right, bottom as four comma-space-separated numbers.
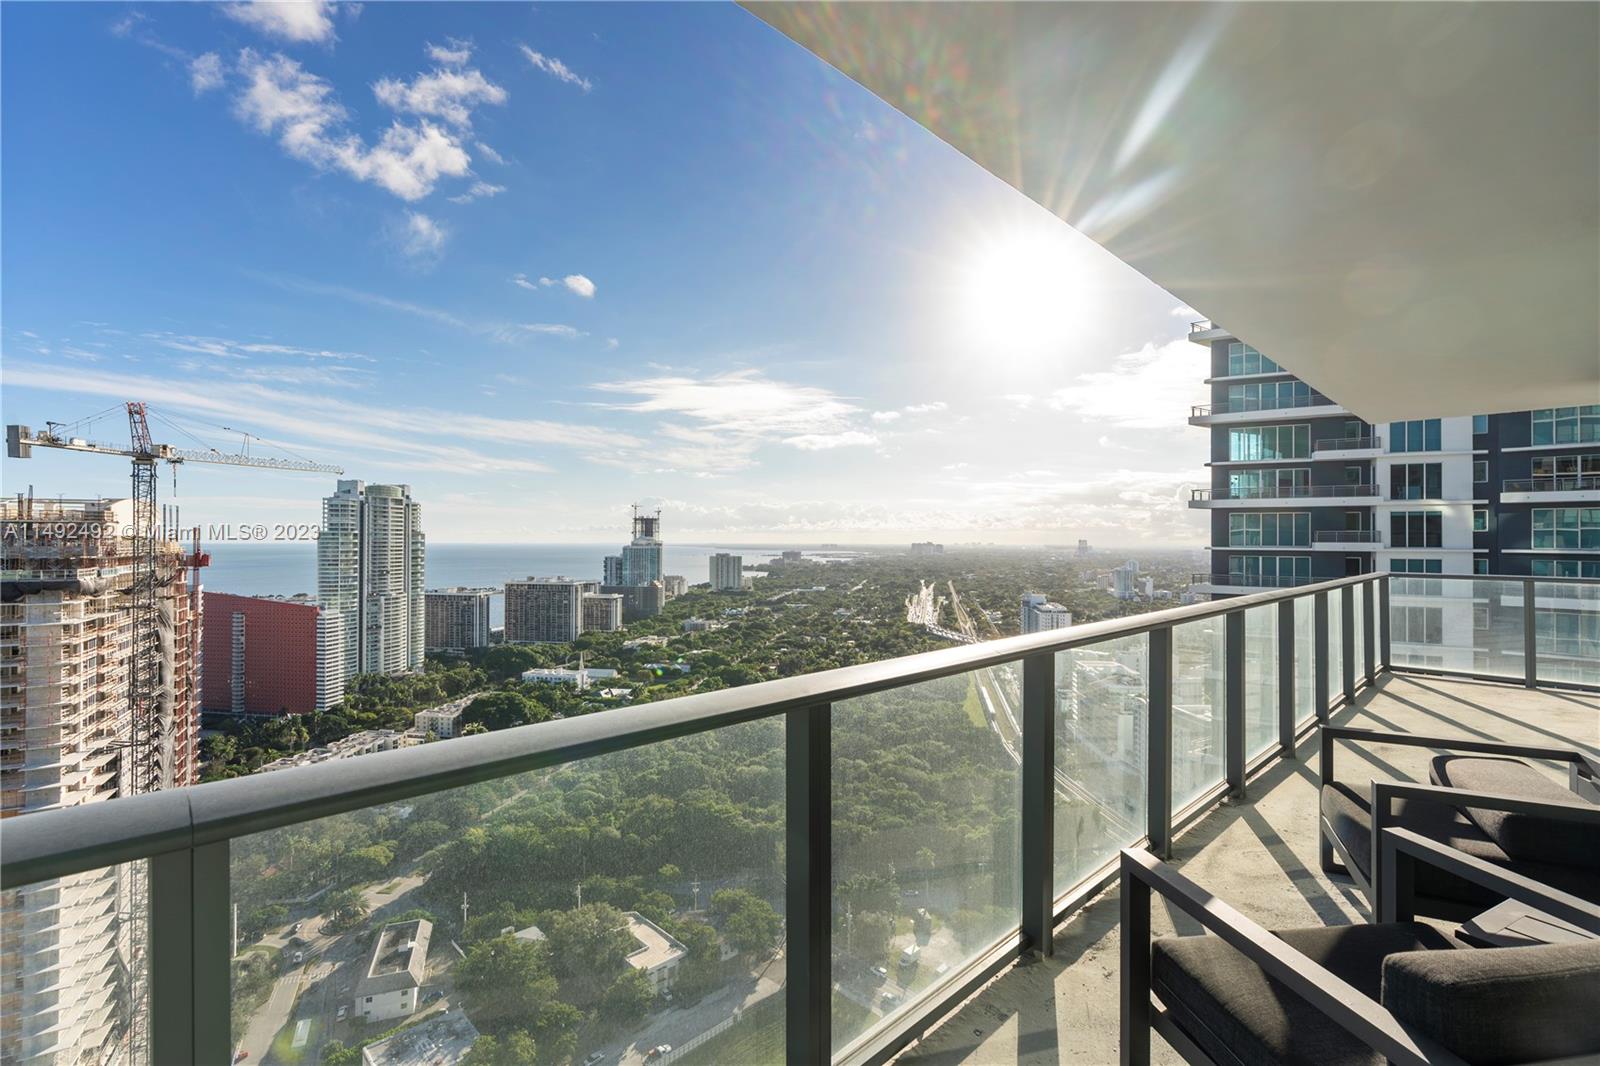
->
1171, 618, 1227, 809
1534, 580, 1600, 687
1327, 591, 1344, 705
831, 667, 1020, 1053
1242, 606, 1278, 759
230, 721, 785, 1066
1390, 577, 1524, 679
1293, 597, 1316, 726
1053, 636, 1148, 895
2, 861, 145, 1066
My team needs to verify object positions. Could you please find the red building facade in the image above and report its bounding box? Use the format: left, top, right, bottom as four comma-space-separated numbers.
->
202, 592, 320, 715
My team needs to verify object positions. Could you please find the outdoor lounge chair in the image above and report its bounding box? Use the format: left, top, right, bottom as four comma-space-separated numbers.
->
1120, 831, 1600, 1066
1317, 727, 1600, 920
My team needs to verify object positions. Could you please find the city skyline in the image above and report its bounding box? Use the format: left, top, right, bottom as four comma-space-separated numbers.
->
1, 2, 1210, 547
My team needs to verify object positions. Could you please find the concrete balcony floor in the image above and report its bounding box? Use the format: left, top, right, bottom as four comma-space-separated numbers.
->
894, 673, 1600, 1065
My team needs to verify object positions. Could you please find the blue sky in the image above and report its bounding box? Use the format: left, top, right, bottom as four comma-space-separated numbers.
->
2, 1, 1208, 545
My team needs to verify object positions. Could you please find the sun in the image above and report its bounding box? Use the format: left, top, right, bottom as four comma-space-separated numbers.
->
958, 228, 1092, 358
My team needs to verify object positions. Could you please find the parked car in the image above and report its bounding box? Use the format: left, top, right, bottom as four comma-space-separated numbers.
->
581, 1053, 605, 1066
292, 951, 304, 965
881, 990, 902, 1007
645, 1045, 672, 1061
336, 1006, 347, 1022
424, 989, 444, 1003
870, 965, 888, 981
289, 921, 301, 935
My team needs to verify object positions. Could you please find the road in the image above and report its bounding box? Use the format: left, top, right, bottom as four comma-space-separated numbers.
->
581, 954, 785, 1066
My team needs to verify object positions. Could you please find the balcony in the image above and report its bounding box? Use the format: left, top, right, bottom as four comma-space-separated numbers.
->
2, 573, 1595, 1066
1312, 434, 1383, 459
1501, 475, 1600, 504
1311, 529, 1385, 550
1189, 395, 1347, 426
1190, 485, 1380, 508
1187, 320, 1231, 344
1187, 572, 1317, 596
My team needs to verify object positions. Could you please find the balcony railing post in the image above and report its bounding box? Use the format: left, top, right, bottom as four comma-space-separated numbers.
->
1362, 577, 1376, 687
1378, 575, 1392, 672
1314, 592, 1330, 719
194, 841, 233, 1064
1225, 610, 1246, 797
1341, 585, 1357, 704
1146, 627, 1173, 859
786, 703, 832, 1064
149, 848, 195, 1066
1021, 652, 1056, 957
1277, 599, 1296, 755
1523, 577, 1538, 689
149, 838, 230, 1065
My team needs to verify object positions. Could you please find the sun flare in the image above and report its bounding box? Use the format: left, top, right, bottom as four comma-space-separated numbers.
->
959, 229, 1092, 357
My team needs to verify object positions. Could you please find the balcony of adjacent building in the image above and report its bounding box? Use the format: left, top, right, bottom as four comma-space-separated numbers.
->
1500, 475, 1600, 504
1312, 433, 1384, 460
1190, 485, 1381, 508
1188, 393, 1349, 427
4, 572, 1595, 1066
1187, 319, 1232, 344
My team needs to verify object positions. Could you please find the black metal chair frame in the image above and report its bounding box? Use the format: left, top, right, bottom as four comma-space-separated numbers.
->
1120, 831, 1600, 1066
1317, 726, 1600, 916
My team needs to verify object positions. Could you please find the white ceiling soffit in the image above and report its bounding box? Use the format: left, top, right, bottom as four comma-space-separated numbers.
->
746, 2, 1599, 422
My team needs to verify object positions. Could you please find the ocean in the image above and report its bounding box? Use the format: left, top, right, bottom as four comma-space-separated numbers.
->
198, 543, 824, 627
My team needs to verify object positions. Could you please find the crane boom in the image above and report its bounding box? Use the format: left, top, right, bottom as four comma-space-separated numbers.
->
7, 424, 344, 474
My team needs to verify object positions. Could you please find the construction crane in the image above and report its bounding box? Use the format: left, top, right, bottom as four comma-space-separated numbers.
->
6, 401, 341, 1066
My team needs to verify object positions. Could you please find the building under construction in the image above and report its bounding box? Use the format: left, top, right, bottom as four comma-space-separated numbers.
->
0, 496, 203, 1065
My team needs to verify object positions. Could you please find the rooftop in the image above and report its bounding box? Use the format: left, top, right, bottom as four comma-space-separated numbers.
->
892, 673, 1599, 1064
623, 911, 688, 974
355, 919, 432, 998
358, 1008, 477, 1066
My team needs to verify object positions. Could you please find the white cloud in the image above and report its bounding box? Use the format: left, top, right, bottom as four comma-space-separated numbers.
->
426, 37, 473, 67
559, 274, 595, 298
902, 401, 947, 414
143, 331, 376, 361
786, 430, 878, 451
233, 49, 474, 201
447, 181, 505, 204
519, 44, 591, 92
605, 338, 619, 351
110, 11, 148, 38
395, 211, 448, 261
372, 66, 506, 129
1171, 304, 1199, 318
510, 323, 581, 339
475, 141, 505, 165
515, 273, 594, 297
870, 410, 901, 423
1041, 338, 1207, 429
190, 52, 225, 94
222, 1, 337, 44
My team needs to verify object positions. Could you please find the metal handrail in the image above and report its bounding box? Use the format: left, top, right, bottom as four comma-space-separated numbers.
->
1189, 319, 1216, 334
1502, 475, 1600, 493
1191, 573, 1317, 589
1312, 530, 1382, 543
1312, 435, 1381, 452
1192, 484, 1380, 501
1191, 394, 1337, 417
2, 571, 1382, 886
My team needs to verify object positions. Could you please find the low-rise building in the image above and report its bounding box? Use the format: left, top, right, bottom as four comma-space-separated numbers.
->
360, 1008, 478, 1066
521, 666, 619, 690
682, 617, 711, 633
414, 705, 463, 739
623, 911, 687, 994
259, 729, 412, 772
355, 919, 432, 1023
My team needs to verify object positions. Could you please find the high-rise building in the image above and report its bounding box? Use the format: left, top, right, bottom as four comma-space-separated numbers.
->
1, 497, 203, 1065
601, 582, 666, 623
603, 555, 624, 586
1189, 328, 1600, 588
620, 507, 664, 587
425, 587, 494, 654
662, 574, 688, 598
709, 552, 744, 592
1111, 562, 1139, 601
1076, 539, 1091, 557
581, 592, 624, 633
318, 481, 425, 703
1020, 593, 1073, 633
909, 541, 944, 555
505, 578, 584, 643
203, 592, 326, 715
1189, 326, 1599, 673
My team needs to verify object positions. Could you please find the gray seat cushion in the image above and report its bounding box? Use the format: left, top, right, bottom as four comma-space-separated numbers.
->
1383, 939, 1600, 1065
1319, 782, 1600, 908
1151, 922, 1453, 1066
1430, 755, 1600, 871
